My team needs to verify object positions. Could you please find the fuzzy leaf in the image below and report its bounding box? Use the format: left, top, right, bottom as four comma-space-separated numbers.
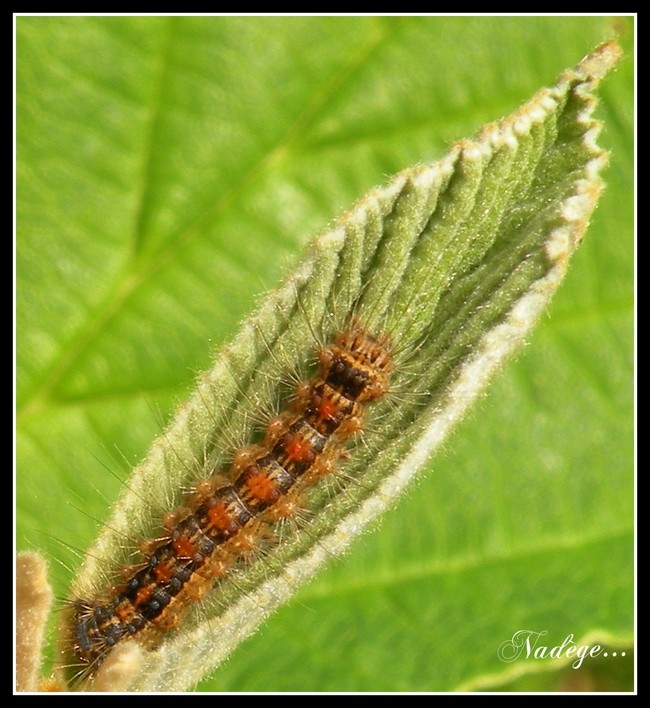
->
17, 17, 633, 693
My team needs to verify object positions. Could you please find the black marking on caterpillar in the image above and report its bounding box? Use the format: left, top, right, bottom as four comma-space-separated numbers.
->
63, 318, 393, 683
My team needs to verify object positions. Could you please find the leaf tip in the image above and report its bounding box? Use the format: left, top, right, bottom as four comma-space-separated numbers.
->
575, 39, 623, 83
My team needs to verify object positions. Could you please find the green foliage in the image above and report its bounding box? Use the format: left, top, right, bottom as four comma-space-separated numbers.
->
17, 16, 633, 692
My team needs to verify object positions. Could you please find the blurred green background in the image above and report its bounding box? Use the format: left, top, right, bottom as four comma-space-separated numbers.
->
16, 16, 634, 691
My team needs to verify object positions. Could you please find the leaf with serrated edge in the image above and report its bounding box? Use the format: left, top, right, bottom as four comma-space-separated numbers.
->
39, 40, 621, 692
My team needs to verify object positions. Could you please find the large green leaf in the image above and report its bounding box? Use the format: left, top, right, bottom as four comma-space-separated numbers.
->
16, 16, 633, 692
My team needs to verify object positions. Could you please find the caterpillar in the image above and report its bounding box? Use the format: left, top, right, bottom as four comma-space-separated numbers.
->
65, 319, 393, 682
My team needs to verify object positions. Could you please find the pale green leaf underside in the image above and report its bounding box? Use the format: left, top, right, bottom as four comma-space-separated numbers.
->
17, 17, 633, 693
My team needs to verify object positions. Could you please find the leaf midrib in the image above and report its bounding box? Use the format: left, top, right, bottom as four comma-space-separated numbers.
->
17, 19, 401, 423
297, 525, 633, 603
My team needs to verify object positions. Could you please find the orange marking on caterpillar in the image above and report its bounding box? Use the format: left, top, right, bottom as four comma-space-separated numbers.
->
63, 320, 393, 683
